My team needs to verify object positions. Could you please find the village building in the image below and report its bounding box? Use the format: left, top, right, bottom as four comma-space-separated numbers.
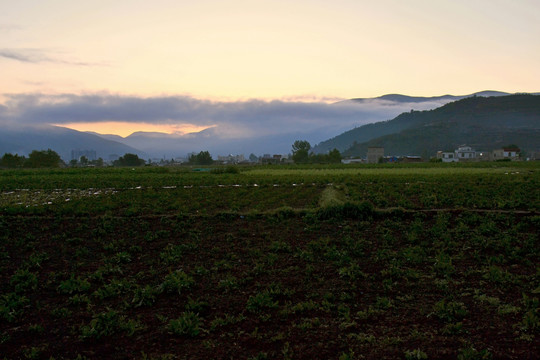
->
436, 151, 458, 163
366, 147, 384, 164
217, 154, 245, 164
436, 145, 478, 162
455, 145, 477, 161
260, 154, 284, 164
491, 147, 521, 161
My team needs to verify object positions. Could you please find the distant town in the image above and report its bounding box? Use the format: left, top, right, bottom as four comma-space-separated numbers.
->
2, 141, 538, 169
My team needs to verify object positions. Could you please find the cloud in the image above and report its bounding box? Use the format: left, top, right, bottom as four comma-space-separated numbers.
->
0, 92, 453, 154
0, 48, 104, 66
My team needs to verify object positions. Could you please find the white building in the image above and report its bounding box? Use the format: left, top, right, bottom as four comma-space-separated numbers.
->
455, 145, 477, 161
437, 151, 458, 163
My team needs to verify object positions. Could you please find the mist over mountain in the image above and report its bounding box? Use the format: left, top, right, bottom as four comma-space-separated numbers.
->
1, 91, 475, 159
0, 125, 145, 161
88, 91, 500, 158
1, 91, 537, 161
314, 91, 515, 153
328, 94, 540, 158
342, 90, 510, 105
90, 128, 326, 159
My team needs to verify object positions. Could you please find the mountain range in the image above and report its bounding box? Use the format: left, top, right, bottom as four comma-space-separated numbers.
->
0, 125, 145, 161
313, 91, 515, 153
1, 91, 538, 161
319, 93, 540, 158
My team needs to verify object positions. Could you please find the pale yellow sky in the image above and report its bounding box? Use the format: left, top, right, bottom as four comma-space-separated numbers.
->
1, 0, 539, 136
2, 0, 539, 99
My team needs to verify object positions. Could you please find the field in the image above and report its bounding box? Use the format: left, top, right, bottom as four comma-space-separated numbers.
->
1, 162, 539, 359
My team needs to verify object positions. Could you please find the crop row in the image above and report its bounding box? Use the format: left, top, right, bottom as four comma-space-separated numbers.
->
0, 211, 538, 359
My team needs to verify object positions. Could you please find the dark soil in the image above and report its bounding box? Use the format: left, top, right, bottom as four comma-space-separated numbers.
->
0, 211, 538, 359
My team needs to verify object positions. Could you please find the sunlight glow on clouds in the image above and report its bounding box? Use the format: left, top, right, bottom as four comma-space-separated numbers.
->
54, 122, 216, 137
3, 92, 452, 140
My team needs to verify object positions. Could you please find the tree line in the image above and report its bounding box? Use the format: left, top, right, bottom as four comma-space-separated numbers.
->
0, 149, 63, 168
0, 150, 148, 168
1, 144, 342, 169
291, 140, 342, 164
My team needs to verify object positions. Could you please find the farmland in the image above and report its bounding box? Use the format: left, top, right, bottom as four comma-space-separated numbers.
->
0, 162, 539, 359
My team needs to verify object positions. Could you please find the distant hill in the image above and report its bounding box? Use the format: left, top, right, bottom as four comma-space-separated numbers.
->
89, 129, 317, 160
346, 91, 510, 104
0, 125, 145, 161
315, 91, 513, 153
336, 94, 540, 158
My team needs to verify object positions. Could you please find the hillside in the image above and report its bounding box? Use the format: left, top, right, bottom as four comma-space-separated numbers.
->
0, 125, 145, 161
314, 91, 513, 153
331, 94, 540, 158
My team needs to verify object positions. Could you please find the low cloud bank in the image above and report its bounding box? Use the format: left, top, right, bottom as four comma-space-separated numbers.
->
0, 93, 452, 155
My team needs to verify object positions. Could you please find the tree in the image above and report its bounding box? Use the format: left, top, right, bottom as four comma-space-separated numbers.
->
291, 140, 311, 164
1, 153, 26, 168
327, 148, 342, 163
25, 149, 62, 168
188, 151, 213, 165
91, 158, 104, 167
114, 153, 145, 167
292, 140, 311, 154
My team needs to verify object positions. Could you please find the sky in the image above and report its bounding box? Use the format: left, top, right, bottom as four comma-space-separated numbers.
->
1, 0, 539, 139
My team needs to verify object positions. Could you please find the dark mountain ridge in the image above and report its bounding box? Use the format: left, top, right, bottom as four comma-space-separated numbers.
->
0, 125, 145, 161
339, 94, 540, 158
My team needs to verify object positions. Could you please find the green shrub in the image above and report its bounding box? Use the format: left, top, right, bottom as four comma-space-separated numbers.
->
58, 275, 91, 294
432, 299, 468, 322
10, 269, 38, 293
404, 348, 428, 360
246, 292, 279, 313
80, 310, 122, 339
316, 201, 374, 220
457, 345, 492, 360
158, 270, 195, 295
168, 312, 202, 337
0, 292, 29, 322
132, 285, 159, 307
80, 310, 141, 339
433, 252, 455, 277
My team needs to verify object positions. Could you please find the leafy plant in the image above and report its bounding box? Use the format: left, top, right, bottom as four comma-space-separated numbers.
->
457, 345, 492, 360
158, 270, 194, 295
185, 297, 209, 315
404, 348, 428, 360
168, 312, 202, 337
210, 313, 246, 330
246, 291, 279, 313
159, 243, 185, 264
57, 275, 91, 294
432, 299, 468, 322
433, 252, 455, 277
80, 310, 141, 339
10, 269, 38, 293
0, 292, 29, 322
131, 285, 159, 307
